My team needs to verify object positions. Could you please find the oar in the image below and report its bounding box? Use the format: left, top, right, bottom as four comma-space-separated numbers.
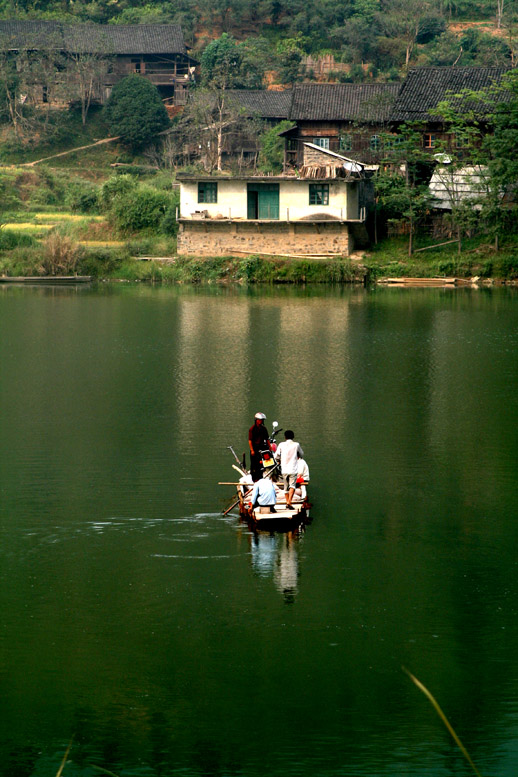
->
222, 461, 280, 516
223, 486, 253, 516
228, 445, 249, 474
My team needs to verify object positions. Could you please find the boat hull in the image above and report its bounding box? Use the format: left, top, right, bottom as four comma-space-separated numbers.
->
239, 499, 310, 531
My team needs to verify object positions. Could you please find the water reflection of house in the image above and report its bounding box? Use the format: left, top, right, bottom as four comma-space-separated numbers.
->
177, 150, 373, 257
0, 20, 196, 108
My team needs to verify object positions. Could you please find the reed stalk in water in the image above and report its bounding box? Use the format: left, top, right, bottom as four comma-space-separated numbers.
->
55, 737, 73, 777
404, 667, 483, 777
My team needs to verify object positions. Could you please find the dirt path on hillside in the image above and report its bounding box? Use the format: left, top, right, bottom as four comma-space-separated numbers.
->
19, 136, 120, 167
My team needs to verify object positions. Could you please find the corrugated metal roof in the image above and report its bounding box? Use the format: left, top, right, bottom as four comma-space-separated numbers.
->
429, 165, 489, 209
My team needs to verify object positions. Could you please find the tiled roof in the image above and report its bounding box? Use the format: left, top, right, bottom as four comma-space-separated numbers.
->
289, 83, 401, 122
390, 66, 511, 122
226, 89, 292, 119
0, 20, 188, 54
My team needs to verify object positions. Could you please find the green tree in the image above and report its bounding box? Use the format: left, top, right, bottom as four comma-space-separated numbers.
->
258, 119, 294, 173
276, 35, 308, 85
378, 0, 432, 66
200, 33, 262, 89
239, 37, 271, 89
484, 70, 518, 245
428, 96, 486, 251
110, 186, 174, 232
375, 126, 434, 254
103, 75, 169, 150
200, 34, 267, 89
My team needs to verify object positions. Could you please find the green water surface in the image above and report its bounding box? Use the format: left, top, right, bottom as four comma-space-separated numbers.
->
1, 283, 518, 777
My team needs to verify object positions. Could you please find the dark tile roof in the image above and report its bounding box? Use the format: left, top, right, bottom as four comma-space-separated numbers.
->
289, 83, 401, 122
390, 66, 511, 122
226, 89, 292, 119
0, 20, 188, 55
0, 19, 63, 49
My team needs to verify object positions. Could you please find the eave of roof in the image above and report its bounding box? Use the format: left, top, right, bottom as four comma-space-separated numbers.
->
176, 174, 355, 183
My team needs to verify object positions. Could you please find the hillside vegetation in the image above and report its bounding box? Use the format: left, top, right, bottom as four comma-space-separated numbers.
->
0, 0, 515, 80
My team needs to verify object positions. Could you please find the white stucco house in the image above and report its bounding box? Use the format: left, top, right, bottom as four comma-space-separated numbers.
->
176, 163, 372, 257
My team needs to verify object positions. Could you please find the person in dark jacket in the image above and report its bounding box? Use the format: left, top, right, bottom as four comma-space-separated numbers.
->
248, 412, 271, 482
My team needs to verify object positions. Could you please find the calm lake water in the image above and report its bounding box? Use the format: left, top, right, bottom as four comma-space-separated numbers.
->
1, 283, 518, 777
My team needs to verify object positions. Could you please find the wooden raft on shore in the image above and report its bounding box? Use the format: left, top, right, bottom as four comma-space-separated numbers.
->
378, 277, 472, 287
0, 276, 93, 284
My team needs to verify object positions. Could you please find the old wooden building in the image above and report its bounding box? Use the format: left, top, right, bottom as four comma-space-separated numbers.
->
281, 82, 401, 167
0, 20, 196, 107
389, 66, 511, 154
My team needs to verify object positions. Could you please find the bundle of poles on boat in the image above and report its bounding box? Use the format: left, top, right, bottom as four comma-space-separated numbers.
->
220, 421, 311, 529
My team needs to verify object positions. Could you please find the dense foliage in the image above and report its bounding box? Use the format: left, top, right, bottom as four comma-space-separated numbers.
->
257, 119, 294, 173
103, 75, 170, 150
0, 0, 515, 75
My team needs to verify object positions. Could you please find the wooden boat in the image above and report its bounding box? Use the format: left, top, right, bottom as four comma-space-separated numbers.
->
221, 461, 310, 531
239, 496, 310, 530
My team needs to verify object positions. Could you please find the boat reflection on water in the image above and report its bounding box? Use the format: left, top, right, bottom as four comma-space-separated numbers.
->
249, 530, 301, 603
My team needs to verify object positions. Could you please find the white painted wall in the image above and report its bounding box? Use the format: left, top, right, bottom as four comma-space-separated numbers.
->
180, 180, 249, 220
179, 178, 362, 221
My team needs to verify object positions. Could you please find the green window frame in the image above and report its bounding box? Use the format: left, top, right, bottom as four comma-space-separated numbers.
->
198, 181, 218, 203
339, 134, 352, 152
309, 184, 329, 206
313, 137, 330, 149
455, 132, 469, 149
370, 135, 381, 151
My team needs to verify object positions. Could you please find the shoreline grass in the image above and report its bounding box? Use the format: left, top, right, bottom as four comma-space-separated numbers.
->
1, 244, 518, 284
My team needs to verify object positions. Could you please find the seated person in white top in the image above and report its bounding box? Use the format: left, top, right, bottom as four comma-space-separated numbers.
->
297, 458, 310, 483
274, 430, 304, 509
250, 475, 277, 513
294, 458, 310, 501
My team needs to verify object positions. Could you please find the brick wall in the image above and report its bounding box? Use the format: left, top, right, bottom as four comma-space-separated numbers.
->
177, 220, 351, 256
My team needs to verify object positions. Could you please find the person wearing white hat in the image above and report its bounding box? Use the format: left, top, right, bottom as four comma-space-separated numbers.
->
248, 412, 272, 482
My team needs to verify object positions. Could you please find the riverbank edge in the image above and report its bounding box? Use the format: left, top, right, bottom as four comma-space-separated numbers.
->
92, 251, 518, 284
2, 245, 518, 284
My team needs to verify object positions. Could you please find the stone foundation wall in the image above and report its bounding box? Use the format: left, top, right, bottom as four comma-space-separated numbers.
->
177, 220, 352, 256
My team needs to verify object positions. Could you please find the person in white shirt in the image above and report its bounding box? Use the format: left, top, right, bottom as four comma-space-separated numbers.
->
275, 430, 304, 509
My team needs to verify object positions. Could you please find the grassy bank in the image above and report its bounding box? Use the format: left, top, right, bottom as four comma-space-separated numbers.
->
363, 234, 518, 282
2, 228, 518, 284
